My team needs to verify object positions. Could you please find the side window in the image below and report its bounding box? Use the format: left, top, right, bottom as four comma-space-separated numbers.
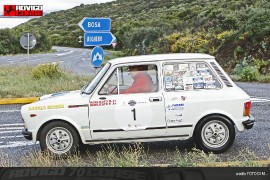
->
163, 62, 221, 91
99, 69, 118, 95
99, 64, 158, 95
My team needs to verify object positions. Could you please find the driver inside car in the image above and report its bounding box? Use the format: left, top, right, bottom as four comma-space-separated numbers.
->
100, 65, 154, 94
121, 65, 153, 94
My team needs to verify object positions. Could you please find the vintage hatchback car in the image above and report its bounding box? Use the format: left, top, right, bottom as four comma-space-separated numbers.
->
21, 53, 255, 155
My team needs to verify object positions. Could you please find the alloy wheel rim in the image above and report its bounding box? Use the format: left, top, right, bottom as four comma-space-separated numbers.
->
201, 120, 229, 149
46, 127, 73, 154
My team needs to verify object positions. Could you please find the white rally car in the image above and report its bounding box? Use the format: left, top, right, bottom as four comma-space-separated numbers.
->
21, 53, 255, 155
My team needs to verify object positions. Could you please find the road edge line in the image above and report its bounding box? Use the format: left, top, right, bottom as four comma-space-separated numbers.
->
0, 97, 39, 105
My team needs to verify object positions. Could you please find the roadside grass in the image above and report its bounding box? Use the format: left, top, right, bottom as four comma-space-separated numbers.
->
0, 151, 17, 167
20, 150, 87, 167
0, 65, 91, 98
174, 148, 221, 167
0, 143, 269, 167
94, 143, 149, 167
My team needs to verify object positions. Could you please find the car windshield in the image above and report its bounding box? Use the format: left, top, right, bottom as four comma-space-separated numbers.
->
81, 63, 111, 94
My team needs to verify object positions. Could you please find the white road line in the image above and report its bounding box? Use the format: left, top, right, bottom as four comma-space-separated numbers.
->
0, 127, 23, 130
0, 110, 21, 113
39, 61, 64, 66
0, 130, 22, 134
0, 123, 23, 127
56, 50, 74, 56
251, 97, 270, 103
0, 141, 37, 149
0, 135, 24, 139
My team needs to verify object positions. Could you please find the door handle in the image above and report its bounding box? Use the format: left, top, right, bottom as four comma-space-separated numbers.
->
149, 97, 162, 102
99, 97, 106, 100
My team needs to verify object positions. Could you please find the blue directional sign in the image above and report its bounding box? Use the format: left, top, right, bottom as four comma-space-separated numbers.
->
78, 17, 111, 32
84, 32, 116, 46
91, 46, 104, 68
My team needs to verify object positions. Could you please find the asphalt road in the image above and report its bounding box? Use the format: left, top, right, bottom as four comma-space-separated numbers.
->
0, 46, 110, 75
0, 82, 269, 165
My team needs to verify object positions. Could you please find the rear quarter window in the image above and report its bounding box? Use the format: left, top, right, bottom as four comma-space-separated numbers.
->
163, 62, 222, 91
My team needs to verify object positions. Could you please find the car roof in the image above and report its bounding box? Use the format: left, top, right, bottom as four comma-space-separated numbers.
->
108, 53, 215, 65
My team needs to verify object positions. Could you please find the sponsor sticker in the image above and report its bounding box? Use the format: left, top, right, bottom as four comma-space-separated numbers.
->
204, 83, 216, 89
203, 74, 213, 82
178, 64, 189, 71
28, 104, 64, 111
90, 100, 116, 106
167, 119, 183, 124
166, 103, 185, 111
189, 63, 197, 71
128, 100, 136, 106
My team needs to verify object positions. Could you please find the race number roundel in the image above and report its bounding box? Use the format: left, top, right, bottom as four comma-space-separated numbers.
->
115, 97, 152, 131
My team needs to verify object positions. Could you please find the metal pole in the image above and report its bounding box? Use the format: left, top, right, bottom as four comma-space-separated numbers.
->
27, 33, 30, 65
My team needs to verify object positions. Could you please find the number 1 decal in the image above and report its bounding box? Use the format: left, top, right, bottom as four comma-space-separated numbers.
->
131, 108, 136, 121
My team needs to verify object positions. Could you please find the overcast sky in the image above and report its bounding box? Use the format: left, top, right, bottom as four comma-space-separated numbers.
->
0, 0, 115, 14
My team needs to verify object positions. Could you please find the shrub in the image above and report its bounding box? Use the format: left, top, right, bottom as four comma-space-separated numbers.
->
240, 66, 259, 82
31, 62, 63, 79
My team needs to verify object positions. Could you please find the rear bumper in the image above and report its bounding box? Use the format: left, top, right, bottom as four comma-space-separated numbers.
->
242, 115, 255, 129
22, 129, 32, 140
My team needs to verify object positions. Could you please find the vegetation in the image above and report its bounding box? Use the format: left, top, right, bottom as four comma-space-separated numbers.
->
0, 65, 90, 98
0, 0, 270, 81
0, 143, 269, 167
0, 28, 52, 55
31, 62, 64, 79
0, 0, 270, 78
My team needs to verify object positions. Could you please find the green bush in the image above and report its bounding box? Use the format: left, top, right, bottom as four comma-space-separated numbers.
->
240, 66, 259, 82
31, 62, 63, 79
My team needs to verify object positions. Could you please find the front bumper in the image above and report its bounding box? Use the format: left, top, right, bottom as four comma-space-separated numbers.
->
242, 115, 255, 129
22, 129, 32, 140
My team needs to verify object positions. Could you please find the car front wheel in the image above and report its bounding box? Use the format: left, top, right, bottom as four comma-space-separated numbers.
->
40, 121, 79, 156
194, 115, 235, 153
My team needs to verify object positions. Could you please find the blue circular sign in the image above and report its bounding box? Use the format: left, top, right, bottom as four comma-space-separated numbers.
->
91, 46, 104, 68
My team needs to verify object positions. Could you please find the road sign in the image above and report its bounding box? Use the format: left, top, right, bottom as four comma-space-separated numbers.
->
20, 33, 36, 49
84, 32, 116, 46
91, 46, 104, 68
78, 17, 111, 32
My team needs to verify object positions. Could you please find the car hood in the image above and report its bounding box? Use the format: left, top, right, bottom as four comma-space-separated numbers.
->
21, 90, 89, 113
39, 90, 81, 100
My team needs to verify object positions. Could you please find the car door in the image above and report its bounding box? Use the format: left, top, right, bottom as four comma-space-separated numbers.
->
161, 61, 223, 136
89, 63, 167, 140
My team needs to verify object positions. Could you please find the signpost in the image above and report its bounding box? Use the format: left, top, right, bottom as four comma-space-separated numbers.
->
78, 17, 116, 69
19, 32, 36, 64
78, 17, 111, 32
84, 32, 116, 47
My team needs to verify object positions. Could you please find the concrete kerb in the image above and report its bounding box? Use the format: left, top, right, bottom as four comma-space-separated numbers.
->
0, 97, 39, 105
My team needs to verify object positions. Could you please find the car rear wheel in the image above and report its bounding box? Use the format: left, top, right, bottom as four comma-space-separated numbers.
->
194, 115, 235, 153
40, 121, 79, 156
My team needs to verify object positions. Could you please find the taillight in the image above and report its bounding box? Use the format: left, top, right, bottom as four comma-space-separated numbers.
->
244, 101, 251, 116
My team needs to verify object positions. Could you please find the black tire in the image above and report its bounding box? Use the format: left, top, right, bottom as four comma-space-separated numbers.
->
40, 121, 79, 156
194, 115, 235, 153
